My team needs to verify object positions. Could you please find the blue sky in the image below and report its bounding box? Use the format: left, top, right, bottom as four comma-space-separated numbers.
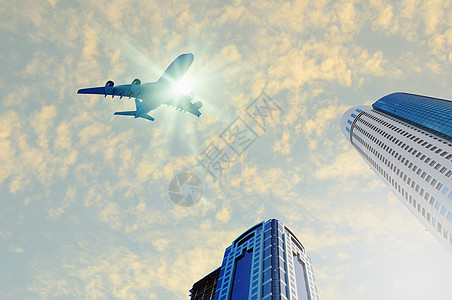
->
1, 0, 452, 299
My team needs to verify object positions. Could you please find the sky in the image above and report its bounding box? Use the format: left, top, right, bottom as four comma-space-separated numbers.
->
1, 0, 452, 299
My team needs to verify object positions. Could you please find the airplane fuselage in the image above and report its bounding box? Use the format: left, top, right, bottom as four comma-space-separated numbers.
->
134, 82, 175, 118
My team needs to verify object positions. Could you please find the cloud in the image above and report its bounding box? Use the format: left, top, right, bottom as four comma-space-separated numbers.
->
9, 246, 24, 253
81, 25, 99, 59
215, 206, 231, 223
0, 111, 20, 184
2, 1, 452, 299
220, 44, 242, 63
313, 144, 371, 180
31, 105, 57, 149
272, 130, 291, 155
267, 45, 353, 92
337, 0, 359, 33
47, 186, 76, 220
422, 0, 444, 35
152, 239, 170, 252
54, 122, 73, 150
302, 100, 349, 151
370, 1, 399, 33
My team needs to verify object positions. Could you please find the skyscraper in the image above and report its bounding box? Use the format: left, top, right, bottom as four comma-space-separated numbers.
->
198, 219, 319, 300
190, 267, 221, 300
341, 92, 452, 252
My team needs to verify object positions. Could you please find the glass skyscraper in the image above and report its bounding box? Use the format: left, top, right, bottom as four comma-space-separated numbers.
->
201, 219, 319, 300
341, 92, 452, 253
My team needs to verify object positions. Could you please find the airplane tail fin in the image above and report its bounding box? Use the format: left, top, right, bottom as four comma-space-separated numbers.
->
114, 111, 136, 116
113, 111, 154, 121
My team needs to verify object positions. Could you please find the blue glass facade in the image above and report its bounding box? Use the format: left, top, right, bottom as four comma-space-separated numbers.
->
212, 219, 319, 300
230, 249, 253, 299
372, 92, 452, 142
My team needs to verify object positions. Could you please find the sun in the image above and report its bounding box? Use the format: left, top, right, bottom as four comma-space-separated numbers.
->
175, 77, 193, 94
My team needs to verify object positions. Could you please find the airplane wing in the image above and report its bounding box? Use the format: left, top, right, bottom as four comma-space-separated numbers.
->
166, 95, 202, 117
77, 80, 154, 100
158, 53, 194, 84
77, 86, 106, 95
78, 83, 133, 97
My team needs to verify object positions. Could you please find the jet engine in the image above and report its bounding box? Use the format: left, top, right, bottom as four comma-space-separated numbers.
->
184, 92, 195, 101
130, 78, 141, 93
105, 80, 114, 94
193, 101, 203, 109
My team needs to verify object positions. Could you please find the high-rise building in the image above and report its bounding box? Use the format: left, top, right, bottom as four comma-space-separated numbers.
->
190, 267, 221, 300
341, 92, 452, 252
197, 219, 319, 300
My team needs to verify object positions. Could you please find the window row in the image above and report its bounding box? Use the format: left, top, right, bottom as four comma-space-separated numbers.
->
372, 109, 452, 146
351, 133, 452, 244
353, 124, 447, 193
352, 132, 438, 207
363, 110, 452, 158
355, 115, 452, 182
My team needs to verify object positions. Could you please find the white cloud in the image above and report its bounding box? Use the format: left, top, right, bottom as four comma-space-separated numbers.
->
371, 1, 399, 33
82, 25, 99, 59
215, 206, 231, 223
313, 145, 371, 180
9, 246, 24, 253
2, 1, 452, 299
272, 130, 292, 155
152, 239, 170, 252
303, 101, 349, 151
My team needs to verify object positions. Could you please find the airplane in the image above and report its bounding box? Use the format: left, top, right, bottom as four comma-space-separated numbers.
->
77, 53, 202, 122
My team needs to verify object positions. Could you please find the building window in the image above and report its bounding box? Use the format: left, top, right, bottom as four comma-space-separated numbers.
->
230, 249, 253, 299
293, 253, 311, 300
